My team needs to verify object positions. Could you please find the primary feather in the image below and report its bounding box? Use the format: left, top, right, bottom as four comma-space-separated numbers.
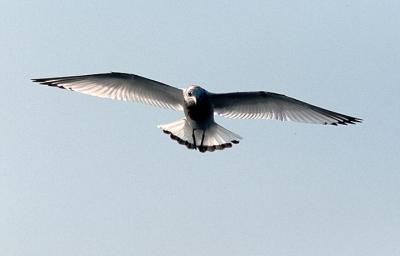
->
209, 91, 362, 125
32, 72, 184, 111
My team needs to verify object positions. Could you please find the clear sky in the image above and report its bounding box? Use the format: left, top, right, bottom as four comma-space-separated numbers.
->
1, 1, 399, 255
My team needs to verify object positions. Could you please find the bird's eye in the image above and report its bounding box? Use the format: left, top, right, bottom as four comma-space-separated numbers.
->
188, 91, 193, 96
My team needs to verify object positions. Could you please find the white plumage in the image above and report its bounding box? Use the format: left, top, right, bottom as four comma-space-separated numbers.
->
32, 72, 362, 152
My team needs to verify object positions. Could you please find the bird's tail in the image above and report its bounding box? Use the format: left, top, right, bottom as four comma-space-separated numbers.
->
158, 118, 242, 152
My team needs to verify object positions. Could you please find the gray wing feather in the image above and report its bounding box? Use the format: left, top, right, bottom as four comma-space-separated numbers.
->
209, 91, 362, 125
32, 72, 184, 111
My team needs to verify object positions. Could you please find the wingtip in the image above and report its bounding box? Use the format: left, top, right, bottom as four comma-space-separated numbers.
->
329, 116, 363, 126
31, 77, 48, 84
31, 77, 67, 89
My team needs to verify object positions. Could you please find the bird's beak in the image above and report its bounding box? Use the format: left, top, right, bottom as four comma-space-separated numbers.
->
187, 96, 197, 105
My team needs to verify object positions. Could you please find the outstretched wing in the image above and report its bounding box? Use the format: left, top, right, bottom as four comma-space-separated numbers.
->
32, 72, 184, 111
209, 91, 362, 125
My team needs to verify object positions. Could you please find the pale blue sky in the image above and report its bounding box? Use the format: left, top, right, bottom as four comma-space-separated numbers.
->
1, 1, 400, 255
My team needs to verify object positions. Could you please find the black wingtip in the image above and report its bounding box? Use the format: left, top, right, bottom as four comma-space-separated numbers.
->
31, 78, 67, 90
329, 116, 363, 126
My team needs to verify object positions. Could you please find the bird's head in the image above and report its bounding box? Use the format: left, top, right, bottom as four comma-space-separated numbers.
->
184, 85, 206, 106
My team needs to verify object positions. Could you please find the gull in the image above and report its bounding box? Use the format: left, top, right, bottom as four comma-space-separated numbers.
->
32, 72, 362, 152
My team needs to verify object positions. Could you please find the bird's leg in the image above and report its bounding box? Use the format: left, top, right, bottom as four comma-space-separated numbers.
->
197, 130, 206, 152
200, 130, 205, 148
192, 129, 197, 150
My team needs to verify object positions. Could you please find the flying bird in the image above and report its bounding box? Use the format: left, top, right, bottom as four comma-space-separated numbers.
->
32, 72, 362, 152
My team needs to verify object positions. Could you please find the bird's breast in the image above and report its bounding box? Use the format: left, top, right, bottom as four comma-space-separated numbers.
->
186, 102, 213, 122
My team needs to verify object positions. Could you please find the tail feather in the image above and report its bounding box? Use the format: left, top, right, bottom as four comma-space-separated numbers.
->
158, 118, 242, 152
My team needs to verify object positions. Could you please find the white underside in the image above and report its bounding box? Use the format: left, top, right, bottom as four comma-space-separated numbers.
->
158, 118, 242, 147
